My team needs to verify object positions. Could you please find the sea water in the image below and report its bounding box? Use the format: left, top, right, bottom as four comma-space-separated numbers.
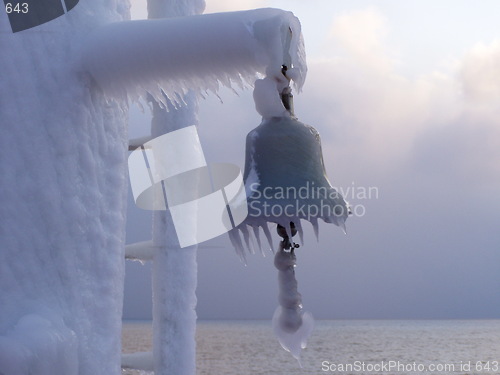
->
122, 320, 500, 375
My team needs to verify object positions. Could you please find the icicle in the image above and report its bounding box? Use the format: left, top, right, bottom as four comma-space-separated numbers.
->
261, 223, 275, 253
336, 207, 349, 234
248, 226, 260, 254
240, 225, 254, 254
272, 308, 314, 366
228, 229, 246, 264
311, 217, 319, 242
252, 226, 264, 256
338, 218, 347, 235
294, 219, 304, 246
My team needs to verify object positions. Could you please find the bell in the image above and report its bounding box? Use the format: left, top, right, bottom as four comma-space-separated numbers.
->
229, 84, 349, 257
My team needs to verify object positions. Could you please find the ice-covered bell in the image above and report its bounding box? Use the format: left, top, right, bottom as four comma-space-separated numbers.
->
229, 78, 349, 257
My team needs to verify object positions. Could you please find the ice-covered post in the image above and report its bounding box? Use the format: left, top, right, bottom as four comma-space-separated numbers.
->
150, 100, 199, 375
146, 3, 204, 375
0, 2, 129, 375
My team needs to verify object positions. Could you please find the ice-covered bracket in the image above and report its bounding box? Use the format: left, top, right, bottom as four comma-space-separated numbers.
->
80, 8, 306, 104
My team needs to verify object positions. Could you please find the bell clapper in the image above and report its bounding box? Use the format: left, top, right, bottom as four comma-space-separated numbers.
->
277, 222, 300, 252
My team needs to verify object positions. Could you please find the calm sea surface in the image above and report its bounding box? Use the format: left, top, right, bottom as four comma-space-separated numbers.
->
122, 320, 500, 375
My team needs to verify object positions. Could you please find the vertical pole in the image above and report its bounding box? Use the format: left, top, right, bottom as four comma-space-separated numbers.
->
147, 2, 205, 374
150, 96, 200, 375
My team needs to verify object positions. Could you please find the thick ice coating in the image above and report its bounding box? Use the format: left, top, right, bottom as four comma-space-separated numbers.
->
81, 8, 307, 105
253, 77, 288, 118
272, 249, 314, 365
1, 1, 130, 374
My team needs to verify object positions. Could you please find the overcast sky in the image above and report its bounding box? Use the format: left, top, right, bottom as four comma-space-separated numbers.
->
124, 0, 500, 320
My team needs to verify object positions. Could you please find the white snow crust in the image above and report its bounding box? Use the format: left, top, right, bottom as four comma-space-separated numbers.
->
0, 314, 78, 375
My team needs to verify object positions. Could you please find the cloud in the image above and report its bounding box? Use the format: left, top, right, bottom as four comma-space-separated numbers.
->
326, 8, 393, 73
129, 0, 268, 19
408, 40, 500, 189
461, 40, 500, 105
203, 0, 268, 14
293, 9, 500, 192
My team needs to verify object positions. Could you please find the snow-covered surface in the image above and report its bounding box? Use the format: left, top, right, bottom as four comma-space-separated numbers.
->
0, 1, 129, 375
80, 8, 306, 105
